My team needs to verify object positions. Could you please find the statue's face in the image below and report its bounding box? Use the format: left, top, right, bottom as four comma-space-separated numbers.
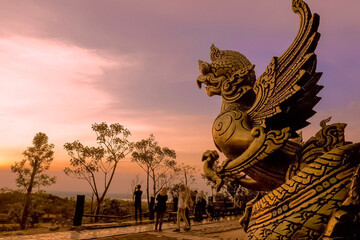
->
197, 60, 256, 103
196, 60, 227, 96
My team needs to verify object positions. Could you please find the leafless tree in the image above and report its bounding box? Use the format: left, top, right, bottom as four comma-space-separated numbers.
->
177, 163, 198, 187
131, 134, 177, 206
64, 122, 133, 221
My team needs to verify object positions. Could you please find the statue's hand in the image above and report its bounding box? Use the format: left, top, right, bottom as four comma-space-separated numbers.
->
202, 150, 223, 191
201, 150, 219, 163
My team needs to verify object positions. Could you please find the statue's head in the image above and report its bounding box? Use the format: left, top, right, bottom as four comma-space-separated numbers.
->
197, 44, 256, 103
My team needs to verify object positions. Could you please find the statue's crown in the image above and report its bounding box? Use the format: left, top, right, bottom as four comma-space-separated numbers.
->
210, 44, 252, 70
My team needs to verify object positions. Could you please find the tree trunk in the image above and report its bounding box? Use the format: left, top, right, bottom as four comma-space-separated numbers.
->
20, 190, 32, 229
94, 199, 102, 223
20, 163, 38, 229
146, 168, 150, 208
152, 169, 156, 198
185, 172, 187, 186
93, 161, 117, 223
90, 193, 94, 223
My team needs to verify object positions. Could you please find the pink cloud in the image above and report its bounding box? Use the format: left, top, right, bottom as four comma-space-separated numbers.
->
0, 36, 119, 139
0, 36, 140, 167
0, 36, 215, 173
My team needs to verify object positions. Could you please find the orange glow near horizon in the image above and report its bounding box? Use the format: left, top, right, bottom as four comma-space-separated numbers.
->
0, 161, 9, 169
0, 136, 208, 173
0, 147, 23, 169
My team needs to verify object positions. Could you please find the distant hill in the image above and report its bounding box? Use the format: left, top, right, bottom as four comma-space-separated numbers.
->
47, 191, 132, 200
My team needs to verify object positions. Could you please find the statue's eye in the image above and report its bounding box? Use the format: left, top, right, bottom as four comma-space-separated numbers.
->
212, 67, 226, 77
211, 68, 217, 76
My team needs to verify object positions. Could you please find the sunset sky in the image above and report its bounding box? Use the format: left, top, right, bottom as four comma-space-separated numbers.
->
0, 0, 359, 196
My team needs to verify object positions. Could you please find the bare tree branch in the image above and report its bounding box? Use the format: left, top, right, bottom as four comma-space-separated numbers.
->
63, 123, 133, 222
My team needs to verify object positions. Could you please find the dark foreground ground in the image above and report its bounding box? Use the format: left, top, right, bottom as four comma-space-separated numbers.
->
0, 217, 246, 240
94, 218, 246, 240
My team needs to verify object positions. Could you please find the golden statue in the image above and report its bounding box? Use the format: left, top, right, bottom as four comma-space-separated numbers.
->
197, 0, 360, 239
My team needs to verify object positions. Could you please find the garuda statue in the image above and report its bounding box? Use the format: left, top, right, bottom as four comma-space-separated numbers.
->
197, 0, 360, 239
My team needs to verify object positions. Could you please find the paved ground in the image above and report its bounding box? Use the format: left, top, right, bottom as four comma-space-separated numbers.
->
92, 218, 246, 240
0, 217, 246, 240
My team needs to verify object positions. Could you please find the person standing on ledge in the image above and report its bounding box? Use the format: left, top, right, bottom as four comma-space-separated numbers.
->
134, 184, 142, 222
154, 187, 168, 232
173, 184, 191, 232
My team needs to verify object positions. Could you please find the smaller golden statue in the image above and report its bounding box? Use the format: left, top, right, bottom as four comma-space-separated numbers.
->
197, 0, 360, 239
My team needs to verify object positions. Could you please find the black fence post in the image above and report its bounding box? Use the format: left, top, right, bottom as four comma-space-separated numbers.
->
73, 195, 85, 226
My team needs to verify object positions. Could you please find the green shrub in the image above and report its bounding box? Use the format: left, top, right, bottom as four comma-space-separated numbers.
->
101, 199, 131, 216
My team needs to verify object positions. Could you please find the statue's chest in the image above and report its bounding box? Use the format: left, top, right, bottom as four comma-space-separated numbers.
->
212, 110, 253, 158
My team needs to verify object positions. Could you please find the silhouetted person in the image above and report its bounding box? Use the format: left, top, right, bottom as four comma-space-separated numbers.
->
134, 184, 142, 222
185, 207, 191, 227
201, 192, 207, 217
195, 191, 206, 222
173, 195, 178, 212
154, 187, 168, 232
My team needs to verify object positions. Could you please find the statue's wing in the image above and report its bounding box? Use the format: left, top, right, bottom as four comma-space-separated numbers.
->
247, 0, 323, 135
